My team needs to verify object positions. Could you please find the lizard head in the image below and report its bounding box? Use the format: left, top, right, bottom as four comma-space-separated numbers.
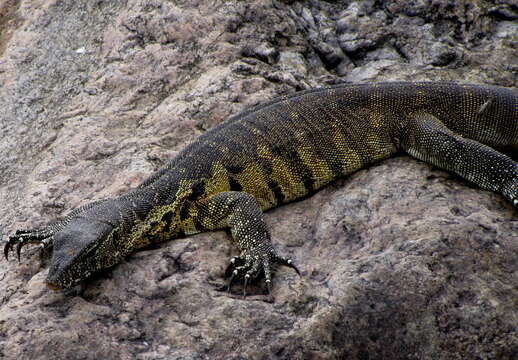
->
46, 217, 124, 289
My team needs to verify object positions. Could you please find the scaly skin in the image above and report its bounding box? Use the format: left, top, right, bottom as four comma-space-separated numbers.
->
4, 82, 517, 298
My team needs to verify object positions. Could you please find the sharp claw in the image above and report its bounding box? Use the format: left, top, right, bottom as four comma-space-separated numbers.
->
223, 254, 296, 301
243, 274, 250, 298
275, 256, 301, 276
39, 243, 46, 259
16, 241, 23, 262
3, 229, 54, 262
4, 241, 11, 260
224, 264, 234, 278
286, 259, 301, 276
225, 256, 245, 278
265, 279, 273, 303
227, 269, 238, 294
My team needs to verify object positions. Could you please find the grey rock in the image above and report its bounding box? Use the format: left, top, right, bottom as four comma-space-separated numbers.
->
364, 44, 402, 62
278, 51, 308, 76
241, 43, 279, 65
495, 20, 518, 39
344, 60, 401, 83
429, 41, 459, 67
300, 7, 317, 30
0, 0, 516, 359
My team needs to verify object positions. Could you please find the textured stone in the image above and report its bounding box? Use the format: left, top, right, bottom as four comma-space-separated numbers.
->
0, 0, 516, 359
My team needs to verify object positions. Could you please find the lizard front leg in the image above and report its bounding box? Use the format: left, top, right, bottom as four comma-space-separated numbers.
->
3, 199, 110, 261
192, 191, 300, 299
4, 227, 55, 261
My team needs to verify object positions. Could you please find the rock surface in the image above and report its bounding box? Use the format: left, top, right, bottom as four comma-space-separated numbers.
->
0, 0, 516, 359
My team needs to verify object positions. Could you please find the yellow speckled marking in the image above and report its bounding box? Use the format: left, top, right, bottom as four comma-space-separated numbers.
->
206, 162, 231, 194
233, 160, 276, 209
258, 144, 308, 203
295, 133, 335, 188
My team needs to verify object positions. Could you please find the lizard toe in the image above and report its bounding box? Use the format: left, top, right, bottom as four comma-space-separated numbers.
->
222, 248, 298, 300
224, 256, 245, 278
224, 254, 270, 297
3, 239, 13, 260
16, 241, 24, 262
273, 255, 301, 276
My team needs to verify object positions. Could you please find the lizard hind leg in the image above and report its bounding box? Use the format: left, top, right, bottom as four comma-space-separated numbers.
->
400, 112, 518, 208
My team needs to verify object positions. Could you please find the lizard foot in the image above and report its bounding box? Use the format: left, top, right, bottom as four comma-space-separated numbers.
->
224, 252, 300, 300
4, 228, 54, 261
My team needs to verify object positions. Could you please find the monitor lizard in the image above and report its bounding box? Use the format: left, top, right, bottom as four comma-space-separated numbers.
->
3, 82, 517, 298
